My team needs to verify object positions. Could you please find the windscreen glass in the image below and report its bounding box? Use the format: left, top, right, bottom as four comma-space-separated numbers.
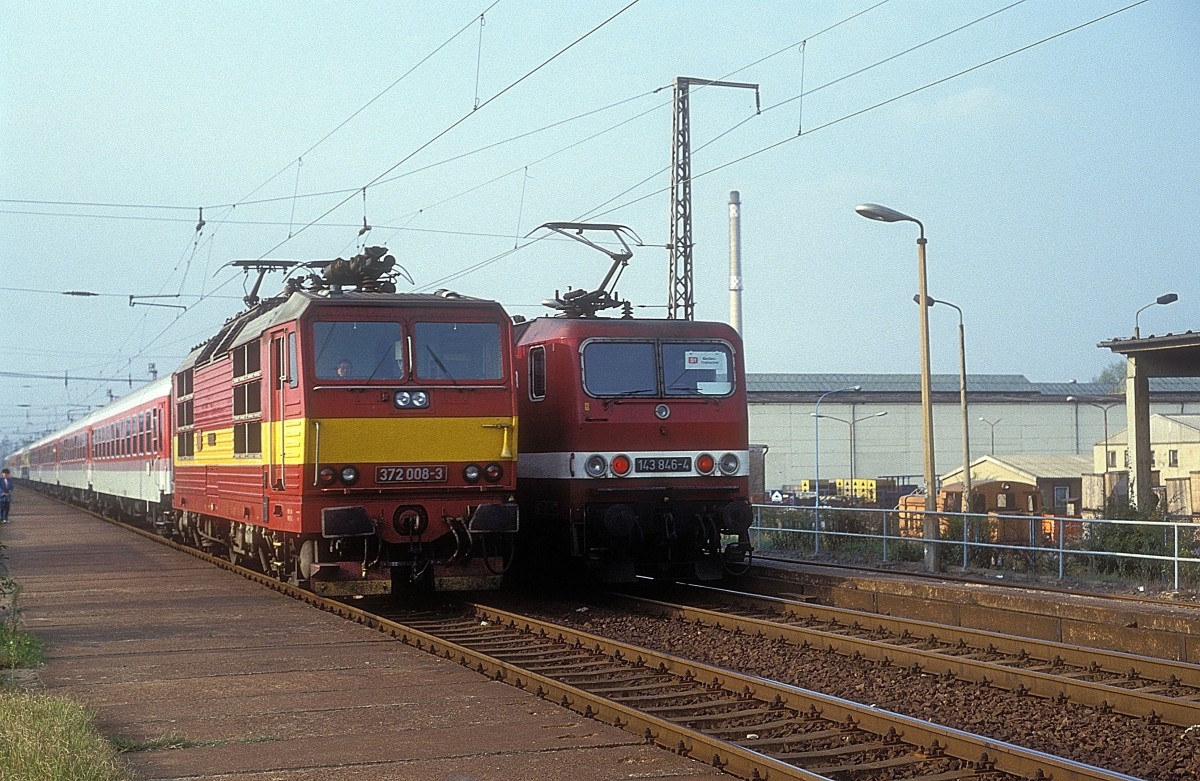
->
414, 322, 503, 381
662, 342, 733, 396
582, 339, 735, 397
581, 341, 656, 396
312, 321, 405, 380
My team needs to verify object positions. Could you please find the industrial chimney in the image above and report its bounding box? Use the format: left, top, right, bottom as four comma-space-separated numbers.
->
728, 191, 743, 335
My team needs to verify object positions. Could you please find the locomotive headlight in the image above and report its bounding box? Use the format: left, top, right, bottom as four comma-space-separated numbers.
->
395, 390, 429, 408
463, 464, 482, 482
484, 462, 503, 482
696, 453, 716, 475
610, 454, 632, 477
584, 454, 607, 478
339, 465, 360, 485
318, 467, 336, 486
718, 452, 741, 476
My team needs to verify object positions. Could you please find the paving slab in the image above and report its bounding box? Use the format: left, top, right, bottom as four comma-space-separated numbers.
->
3, 493, 726, 780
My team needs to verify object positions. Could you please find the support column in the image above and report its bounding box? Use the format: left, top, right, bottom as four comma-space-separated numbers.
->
1125, 355, 1153, 510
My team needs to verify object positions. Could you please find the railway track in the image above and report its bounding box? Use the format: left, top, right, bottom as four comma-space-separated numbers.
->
601, 582, 1200, 728
385, 601, 1138, 781
84, 509, 1178, 779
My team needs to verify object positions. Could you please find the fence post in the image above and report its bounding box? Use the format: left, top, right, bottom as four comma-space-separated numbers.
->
882, 509, 889, 562
962, 513, 968, 570
1058, 517, 1065, 581
813, 505, 820, 556
1174, 522, 1180, 592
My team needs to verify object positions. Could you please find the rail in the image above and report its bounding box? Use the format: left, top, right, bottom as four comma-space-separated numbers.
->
751, 504, 1200, 591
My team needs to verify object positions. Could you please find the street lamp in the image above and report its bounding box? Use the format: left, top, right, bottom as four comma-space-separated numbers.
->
978, 417, 1002, 455
857, 202, 939, 571
812, 385, 860, 541
1066, 396, 1120, 474
914, 294, 972, 514
1133, 292, 1178, 338
811, 410, 887, 483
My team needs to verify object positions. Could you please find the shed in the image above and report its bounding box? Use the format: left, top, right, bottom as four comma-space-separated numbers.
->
939, 454, 1091, 516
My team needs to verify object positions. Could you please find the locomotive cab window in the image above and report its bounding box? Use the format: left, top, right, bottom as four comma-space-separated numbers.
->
581, 341, 656, 396
581, 340, 734, 398
662, 342, 733, 396
414, 322, 503, 381
528, 345, 547, 401
312, 321, 405, 381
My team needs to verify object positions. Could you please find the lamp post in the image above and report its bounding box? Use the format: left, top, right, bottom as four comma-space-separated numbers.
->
1133, 292, 1178, 338
979, 417, 1001, 455
813, 385, 860, 546
914, 294, 972, 514
1066, 395, 1120, 473
811, 411, 888, 483
857, 202, 939, 571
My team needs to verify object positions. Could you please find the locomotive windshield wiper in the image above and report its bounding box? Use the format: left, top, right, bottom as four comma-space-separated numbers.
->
425, 346, 457, 384
603, 389, 654, 408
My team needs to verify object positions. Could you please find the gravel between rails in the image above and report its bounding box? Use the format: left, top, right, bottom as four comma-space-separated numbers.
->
514, 596, 1200, 781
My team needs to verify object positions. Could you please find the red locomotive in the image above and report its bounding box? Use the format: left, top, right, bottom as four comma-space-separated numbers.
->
512, 224, 753, 582
9, 248, 520, 597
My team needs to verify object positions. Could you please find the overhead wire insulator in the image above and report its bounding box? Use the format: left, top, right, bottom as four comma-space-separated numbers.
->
358, 188, 371, 237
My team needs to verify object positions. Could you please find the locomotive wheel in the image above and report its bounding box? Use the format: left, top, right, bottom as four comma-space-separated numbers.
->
291, 539, 316, 584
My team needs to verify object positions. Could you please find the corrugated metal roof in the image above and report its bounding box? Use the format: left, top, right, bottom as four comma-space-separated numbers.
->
941, 454, 1093, 483
984, 454, 1093, 479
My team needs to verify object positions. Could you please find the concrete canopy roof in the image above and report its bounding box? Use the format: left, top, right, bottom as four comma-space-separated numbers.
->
1099, 331, 1200, 377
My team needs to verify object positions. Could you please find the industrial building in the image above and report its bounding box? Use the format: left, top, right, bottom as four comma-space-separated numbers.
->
747, 373, 1200, 506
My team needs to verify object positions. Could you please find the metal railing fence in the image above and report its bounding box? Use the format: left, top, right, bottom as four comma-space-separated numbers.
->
750, 504, 1200, 591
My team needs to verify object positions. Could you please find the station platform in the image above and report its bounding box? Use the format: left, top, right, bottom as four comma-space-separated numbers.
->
2, 492, 724, 781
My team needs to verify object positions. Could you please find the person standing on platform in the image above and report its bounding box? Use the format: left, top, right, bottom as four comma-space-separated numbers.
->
0, 469, 12, 523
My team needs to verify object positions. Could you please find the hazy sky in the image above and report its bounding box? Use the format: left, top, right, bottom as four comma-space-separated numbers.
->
2, 0, 1196, 443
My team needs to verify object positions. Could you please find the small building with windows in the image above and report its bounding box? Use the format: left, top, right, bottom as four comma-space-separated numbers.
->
1085, 413, 1200, 516
938, 454, 1091, 517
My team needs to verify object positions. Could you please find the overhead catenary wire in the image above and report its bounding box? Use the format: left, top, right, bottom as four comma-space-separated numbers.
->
585, 0, 1147, 224
423, 0, 1150, 288
1, 0, 1154, 433
251, 0, 644, 262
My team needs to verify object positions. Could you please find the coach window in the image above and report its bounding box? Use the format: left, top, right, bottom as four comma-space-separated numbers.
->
313, 321, 405, 380
581, 341, 656, 397
661, 342, 733, 396
528, 345, 546, 401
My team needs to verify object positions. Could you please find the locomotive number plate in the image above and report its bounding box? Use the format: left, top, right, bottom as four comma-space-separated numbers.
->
376, 464, 448, 483
635, 457, 692, 473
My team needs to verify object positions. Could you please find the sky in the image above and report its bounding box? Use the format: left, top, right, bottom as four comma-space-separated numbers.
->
2, 0, 1197, 446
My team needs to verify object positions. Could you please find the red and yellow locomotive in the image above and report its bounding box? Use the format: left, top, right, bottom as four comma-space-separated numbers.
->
513, 224, 753, 582
11, 248, 519, 597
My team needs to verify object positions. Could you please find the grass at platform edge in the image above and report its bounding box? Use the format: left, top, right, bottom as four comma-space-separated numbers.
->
0, 690, 128, 781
